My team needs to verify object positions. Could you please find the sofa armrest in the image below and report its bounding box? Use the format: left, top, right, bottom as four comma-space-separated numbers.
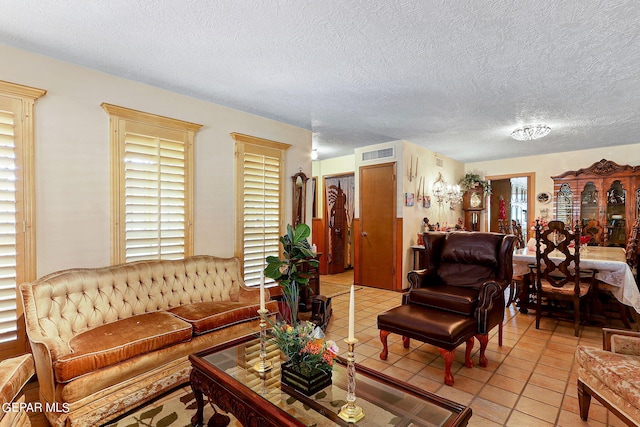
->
603, 328, 640, 355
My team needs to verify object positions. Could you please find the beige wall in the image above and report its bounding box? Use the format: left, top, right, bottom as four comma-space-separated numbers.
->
466, 143, 640, 229
400, 141, 464, 287
1, 45, 311, 276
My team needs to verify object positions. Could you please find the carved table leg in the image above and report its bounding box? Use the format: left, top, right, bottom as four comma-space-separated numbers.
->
464, 337, 474, 368
578, 380, 592, 421
438, 348, 456, 386
476, 334, 489, 367
402, 336, 411, 348
190, 369, 205, 427
380, 330, 390, 360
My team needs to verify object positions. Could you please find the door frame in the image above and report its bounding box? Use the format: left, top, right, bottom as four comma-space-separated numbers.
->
486, 172, 535, 238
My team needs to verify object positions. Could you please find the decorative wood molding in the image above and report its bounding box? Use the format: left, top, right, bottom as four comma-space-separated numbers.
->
0, 80, 46, 99
553, 158, 640, 178
101, 103, 202, 131
230, 132, 292, 151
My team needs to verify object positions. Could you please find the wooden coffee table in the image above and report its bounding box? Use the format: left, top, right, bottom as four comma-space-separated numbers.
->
189, 334, 471, 426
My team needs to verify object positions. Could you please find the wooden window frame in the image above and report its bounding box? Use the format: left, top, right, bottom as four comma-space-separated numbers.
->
103, 103, 201, 264
0, 80, 45, 358
231, 132, 290, 285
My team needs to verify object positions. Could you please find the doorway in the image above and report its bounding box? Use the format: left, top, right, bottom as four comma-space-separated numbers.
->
487, 173, 534, 242
359, 162, 396, 290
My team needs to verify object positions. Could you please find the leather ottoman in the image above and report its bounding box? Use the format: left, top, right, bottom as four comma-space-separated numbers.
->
377, 304, 487, 385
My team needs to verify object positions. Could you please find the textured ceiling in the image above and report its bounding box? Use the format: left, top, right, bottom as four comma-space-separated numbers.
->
2, 1, 640, 162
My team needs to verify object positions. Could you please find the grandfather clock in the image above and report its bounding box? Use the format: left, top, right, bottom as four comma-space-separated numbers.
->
462, 187, 485, 231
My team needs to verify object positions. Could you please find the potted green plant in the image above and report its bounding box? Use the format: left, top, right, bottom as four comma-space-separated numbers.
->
264, 223, 338, 394
459, 173, 492, 196
264, 223, 319, 324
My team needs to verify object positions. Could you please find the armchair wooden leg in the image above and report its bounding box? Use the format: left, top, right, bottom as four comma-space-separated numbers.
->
577, 380, 592, 421
438, 348, 456, 386
379, 330, 390, 360
498, 322, 503, 347
402, 336, 410, 348
464, 337, 474, 368
476, 334, 489, 367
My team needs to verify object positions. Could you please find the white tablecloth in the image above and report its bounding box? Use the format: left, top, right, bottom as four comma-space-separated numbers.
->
513, 246, 640, 313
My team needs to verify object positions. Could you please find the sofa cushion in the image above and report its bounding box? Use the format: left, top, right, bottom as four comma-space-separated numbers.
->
55, 312, 192, 383
576, 345, 640, 411
408, 285, 478, 316
168, 300, 279, 335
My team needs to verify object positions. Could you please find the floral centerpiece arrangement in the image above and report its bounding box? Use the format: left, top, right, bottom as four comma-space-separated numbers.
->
271, 320, 338, 377
264, 223, 339, 393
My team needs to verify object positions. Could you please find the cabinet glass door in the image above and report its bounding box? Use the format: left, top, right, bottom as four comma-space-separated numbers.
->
580, 182, 599, 226
556, 183, 573, 226
606, 180, 626, 246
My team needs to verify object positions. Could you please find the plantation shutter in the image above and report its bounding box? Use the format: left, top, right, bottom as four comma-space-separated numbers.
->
0, 81, 44, 357
103, 103, 201, 265
242, 152, 281, 286
232, 133, 290, 286
0, 108, 18, 345
124, 131, 186, 262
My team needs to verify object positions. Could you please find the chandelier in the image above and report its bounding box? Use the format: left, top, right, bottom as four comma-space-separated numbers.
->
432, 172, 463, 208
510, 124, 551, 141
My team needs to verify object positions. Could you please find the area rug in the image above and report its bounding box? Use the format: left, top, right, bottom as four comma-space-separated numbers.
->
102, 386, 240, 427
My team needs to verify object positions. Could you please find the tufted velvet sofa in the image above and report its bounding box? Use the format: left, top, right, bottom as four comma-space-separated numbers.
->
20, 255, 278, 427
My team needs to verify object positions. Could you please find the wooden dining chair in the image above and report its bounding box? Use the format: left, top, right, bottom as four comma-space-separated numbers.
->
533, 220, 594, 337
595, 217, 640, 329
625, 217, 640, 284
583, 219, 604, 246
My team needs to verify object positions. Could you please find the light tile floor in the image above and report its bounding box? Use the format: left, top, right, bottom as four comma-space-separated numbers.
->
322, 270, 632, 427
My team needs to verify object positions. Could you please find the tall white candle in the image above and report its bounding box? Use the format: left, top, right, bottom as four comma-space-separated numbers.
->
260, 272, 265, 311
348, 284, 355, 341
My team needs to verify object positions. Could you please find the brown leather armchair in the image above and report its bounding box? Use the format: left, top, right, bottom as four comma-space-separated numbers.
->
378, 231, 515, 385
406, 231, 515, 346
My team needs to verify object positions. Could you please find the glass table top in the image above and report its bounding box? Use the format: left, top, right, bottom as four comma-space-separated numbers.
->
199, 336, 468, 427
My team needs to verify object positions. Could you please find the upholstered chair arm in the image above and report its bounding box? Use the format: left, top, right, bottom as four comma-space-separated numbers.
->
603, 328, 640, 355
401, 291, 411, 305
406, 269, 439, 290
475, 280, 505, 334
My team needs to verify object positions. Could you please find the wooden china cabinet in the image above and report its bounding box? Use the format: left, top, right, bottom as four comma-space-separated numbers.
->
552, 159, 640, 246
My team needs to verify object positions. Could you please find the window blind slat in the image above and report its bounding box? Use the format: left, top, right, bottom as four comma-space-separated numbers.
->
121, 126, 188, 262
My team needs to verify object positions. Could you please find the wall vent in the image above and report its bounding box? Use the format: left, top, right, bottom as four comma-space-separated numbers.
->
361, 147, 395, 162
435, 156, 444, 167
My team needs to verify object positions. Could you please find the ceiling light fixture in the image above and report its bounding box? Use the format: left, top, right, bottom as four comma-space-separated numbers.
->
311, 149, 318, 160
511, 124, 551, 141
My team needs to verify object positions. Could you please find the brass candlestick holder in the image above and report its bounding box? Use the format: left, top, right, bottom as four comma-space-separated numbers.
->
253, 308, 272, 373
338, 338, 364, 423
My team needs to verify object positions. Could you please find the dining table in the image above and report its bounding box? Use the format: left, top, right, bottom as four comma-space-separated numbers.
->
513, 245, 640, 315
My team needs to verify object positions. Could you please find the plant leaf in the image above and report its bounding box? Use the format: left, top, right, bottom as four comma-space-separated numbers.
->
138, 406, 163, 419
156, 412, 178, 427
293, 223, 311, 242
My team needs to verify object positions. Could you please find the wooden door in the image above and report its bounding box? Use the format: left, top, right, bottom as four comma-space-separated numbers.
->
489, 179, 511, 232
359, 162, 396, 289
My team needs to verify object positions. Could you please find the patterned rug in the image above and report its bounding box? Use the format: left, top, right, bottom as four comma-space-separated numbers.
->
102, 386, 239, 427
